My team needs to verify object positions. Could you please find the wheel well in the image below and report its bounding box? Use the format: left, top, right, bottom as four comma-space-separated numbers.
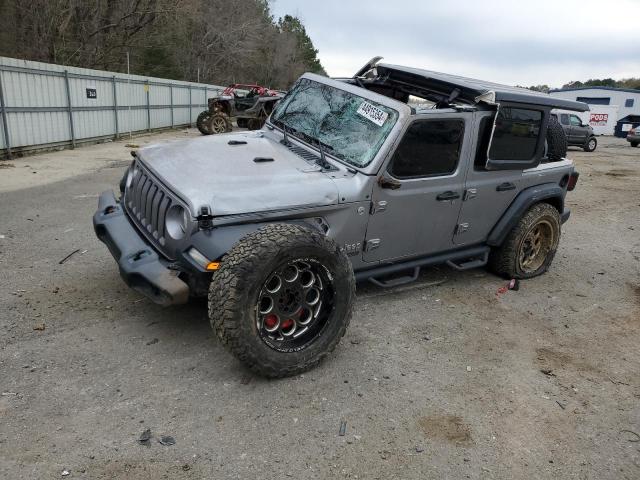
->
538, 197, 563, 214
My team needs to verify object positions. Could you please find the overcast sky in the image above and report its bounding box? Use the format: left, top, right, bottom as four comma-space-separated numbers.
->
271, 0, 640, 88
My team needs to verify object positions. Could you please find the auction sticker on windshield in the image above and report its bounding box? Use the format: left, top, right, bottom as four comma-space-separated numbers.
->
357, 101, 388, 127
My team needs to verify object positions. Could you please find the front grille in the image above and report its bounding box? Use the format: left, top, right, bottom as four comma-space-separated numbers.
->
124, 162, 174, 250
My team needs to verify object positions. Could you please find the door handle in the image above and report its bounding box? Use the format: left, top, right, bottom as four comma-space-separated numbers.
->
378, 175, 402, 190
496, 182, 516, 192
436, 191, 460, 201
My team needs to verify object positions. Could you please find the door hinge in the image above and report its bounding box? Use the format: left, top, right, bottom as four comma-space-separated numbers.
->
455, 223, 469, 235
369, 200, 387, 215
364, 239, 381, 251
464, 188, 477, 201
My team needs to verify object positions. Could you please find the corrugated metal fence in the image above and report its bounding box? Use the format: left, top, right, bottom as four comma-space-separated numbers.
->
0, 57, 225, 158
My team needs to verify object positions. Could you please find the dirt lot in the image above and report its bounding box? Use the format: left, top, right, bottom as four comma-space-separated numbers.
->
1, 132, 639, 479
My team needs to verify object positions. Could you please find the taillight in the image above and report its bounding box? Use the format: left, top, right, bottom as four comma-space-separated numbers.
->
567, 172, 579, 191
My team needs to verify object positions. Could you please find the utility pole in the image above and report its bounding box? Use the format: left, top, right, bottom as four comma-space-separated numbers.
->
127, 51, 132, 139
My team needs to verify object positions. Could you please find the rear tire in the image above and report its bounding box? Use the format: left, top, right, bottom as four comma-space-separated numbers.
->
208, 224, 355, 378
196, 111, 212, 135
546, 116, 567, 160
488, 203, 561, 279
631, 142, 639, 148
584, 136, 597, 152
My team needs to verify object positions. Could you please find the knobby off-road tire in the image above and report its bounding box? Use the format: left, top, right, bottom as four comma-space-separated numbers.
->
208, 114, 232, 134
196, 110, 212, 135
208, 223, 355, 378
488, 203, 561, 279
546, 116, 567, 161
584, 136, 597, 152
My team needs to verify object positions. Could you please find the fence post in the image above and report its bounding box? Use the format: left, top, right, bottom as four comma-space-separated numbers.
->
112, 76, 119, 139
170, 84, 174, 128
189, 85, 192, 127
64, 70, 76, 149
145, 80, 151, 132
0, 68, 12, 159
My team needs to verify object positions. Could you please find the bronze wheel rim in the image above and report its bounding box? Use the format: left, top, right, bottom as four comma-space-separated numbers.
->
518, 220, 555, 273
210, 116, 228, 134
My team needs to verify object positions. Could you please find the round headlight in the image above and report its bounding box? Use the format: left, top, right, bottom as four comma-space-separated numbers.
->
166, 205, 189, 239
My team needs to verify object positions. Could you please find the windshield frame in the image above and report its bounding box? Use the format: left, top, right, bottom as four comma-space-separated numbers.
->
267, 73, 411, 174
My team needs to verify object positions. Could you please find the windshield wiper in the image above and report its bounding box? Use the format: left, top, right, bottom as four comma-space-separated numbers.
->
273, 119, 336, 170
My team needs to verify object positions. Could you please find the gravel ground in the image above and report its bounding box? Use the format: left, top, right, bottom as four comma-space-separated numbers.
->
0, 132, 639, 479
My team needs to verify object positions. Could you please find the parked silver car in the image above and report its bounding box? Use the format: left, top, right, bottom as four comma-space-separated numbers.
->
94, 58, 586, 377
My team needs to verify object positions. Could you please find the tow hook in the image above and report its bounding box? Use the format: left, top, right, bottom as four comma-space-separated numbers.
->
197, 205, 214, 230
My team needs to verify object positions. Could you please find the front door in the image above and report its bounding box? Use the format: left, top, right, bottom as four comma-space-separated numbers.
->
363, 116, 470, 263
569, 114, 588, 144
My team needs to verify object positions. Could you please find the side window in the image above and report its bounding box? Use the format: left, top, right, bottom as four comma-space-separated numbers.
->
389, 120, 464, 179
560, 114, 570, 125
489, 107, 542, 161
625, 99, 634, 108
570, 115, 582, 126
474, 115, 494, 170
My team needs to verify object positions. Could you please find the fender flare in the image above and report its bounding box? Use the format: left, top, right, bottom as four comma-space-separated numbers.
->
188, 220, 323, 265
487, 183, 565, 247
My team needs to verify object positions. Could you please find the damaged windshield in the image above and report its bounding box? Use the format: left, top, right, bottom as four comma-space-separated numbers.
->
270, 78, 398, 168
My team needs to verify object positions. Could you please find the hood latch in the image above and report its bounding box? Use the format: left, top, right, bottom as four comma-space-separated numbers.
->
197, 205, 214, 230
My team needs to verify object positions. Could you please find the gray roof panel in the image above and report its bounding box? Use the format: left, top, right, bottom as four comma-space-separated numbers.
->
376, 64, 589, 112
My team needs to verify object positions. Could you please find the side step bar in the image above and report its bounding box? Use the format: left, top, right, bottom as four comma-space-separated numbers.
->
355, 246, 490, 288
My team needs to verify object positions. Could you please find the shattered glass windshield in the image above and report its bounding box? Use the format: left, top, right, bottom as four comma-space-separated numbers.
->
270, 78, 398, 168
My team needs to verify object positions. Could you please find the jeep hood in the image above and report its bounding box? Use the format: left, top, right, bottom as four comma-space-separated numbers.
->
137, 133, 339, 216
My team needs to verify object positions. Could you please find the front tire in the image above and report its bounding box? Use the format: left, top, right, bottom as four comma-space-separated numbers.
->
208, 114, 231, 134
208, 224, 355, 378
196, 110, 212, 135
488, 203, 561, 279
631, 142, 639, 148
584, 136, 597, 152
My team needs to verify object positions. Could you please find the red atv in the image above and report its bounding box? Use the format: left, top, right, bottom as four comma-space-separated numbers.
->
196, 84, 285, 135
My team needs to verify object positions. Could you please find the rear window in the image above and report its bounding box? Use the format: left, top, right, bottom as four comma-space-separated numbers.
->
489, 107, 542, 161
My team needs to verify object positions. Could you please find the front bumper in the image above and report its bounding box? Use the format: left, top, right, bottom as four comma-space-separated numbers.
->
93, 190, 189, 306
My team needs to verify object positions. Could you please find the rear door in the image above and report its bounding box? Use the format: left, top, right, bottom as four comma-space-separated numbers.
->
456, 105, 548, 246
363, 114, 470, 262
558, 113, 571, 138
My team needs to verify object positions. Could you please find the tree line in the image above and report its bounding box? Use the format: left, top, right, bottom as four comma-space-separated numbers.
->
520, 78, 640, 94
0, 0, 325, 89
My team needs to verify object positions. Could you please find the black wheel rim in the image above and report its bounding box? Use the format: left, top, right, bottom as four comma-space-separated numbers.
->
256, 258, 335, 353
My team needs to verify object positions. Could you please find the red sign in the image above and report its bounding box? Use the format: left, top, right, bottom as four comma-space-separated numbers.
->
590, 113, 608, 126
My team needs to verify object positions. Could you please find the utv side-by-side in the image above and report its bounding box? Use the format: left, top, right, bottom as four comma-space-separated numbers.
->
196, 83, 285, 135
94, 57, 586, 377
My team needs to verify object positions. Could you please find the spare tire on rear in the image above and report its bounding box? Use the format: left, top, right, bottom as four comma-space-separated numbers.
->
545, 115, 567, 161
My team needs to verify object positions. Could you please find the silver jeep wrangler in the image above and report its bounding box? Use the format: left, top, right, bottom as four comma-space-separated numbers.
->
94, 58, 586, 377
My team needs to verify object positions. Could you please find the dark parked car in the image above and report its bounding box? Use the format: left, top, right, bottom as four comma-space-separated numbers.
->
551, 111, 597, 152
626, 126, 639, 147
